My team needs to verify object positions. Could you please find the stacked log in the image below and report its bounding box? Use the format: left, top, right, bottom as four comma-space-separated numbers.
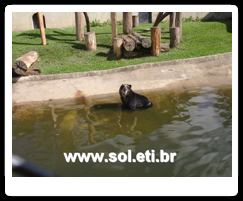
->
113, 32, 169, 59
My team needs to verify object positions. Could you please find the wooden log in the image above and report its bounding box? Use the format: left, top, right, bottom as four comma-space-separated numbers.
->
131, 32, 151, 48
122, 35, 136, 51
151, 27, 161, 56
169, 12, 176, 28
111, 12, 118, 42
175, 12, 182, 40
75, 12, 84, 41
170, 27, 180, 48
128, 34, 141, 45
84, 32, 97, 51
123, 12, 133, 34
15, 51, 39, 71
142, 38, 151, 48
113, 37, 123, 59
37, 12, 47, 45
132, 15, 139, 27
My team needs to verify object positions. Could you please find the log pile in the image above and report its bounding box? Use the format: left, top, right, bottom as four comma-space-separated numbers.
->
113, 32, 153, 59
113, 32, 169, 59
12, 51, 41, 77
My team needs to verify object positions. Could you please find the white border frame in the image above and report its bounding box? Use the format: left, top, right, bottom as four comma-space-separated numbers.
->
5, 5, 238, 196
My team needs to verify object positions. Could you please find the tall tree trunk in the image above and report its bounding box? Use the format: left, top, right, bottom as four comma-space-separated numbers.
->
123, 12, 133, 34
111, 12, 118, 42
75, 12, 84, 41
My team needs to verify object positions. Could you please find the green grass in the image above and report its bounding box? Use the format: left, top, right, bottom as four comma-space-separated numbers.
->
12, 21, 232, 75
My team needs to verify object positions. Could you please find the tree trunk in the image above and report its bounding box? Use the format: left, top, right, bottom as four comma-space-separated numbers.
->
153, 12, 171, 27
83, 12, 90, 32
170, 27, 180, 48
123, 12, 133, 34
113, 37, 123, 59
169, 12, 176, 28
132, 15, 139, 27
15, 51, 39, 71
37, 12, 46, 45
175, 12, 182, 40
75, 12, 84, 41
151, 27, 161, 56
122, 35, 136, 51
111, 12, 118, 42
84, 32, 97, 51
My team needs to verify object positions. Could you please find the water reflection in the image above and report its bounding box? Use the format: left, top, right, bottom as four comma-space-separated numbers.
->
13, 86, 232, 176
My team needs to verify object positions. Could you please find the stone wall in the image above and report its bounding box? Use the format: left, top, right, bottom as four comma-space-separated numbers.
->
12, 12, 231, 32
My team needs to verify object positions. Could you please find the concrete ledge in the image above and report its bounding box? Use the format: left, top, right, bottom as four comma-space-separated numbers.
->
13, 53, 232, 105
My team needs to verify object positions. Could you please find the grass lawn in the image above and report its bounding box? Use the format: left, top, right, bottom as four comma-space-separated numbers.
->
12, 20, 232, 75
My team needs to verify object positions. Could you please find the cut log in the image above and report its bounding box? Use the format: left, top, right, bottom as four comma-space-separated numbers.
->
15, 51, 39, 71
122, 35, 136, 51
142, 38, 151, 48
84, 32, 97, 51
123, 12, 133, 34
132, 15, 139, 27
131, 32, 151, 48
113, 37, 123, 59
75, 12, 84, 41
128, 34, 141, 45
170, 27, 180, 48
37, 12, 47, 45
151, 27, 161, 56
111, 12, 118, 42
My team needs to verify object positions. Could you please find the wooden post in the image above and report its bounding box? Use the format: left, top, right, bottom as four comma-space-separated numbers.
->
113, 37, 123, 59
37, 12, 47, 45
132, 15, 139, 27
175, 12, 182, 40
151, 27, 161, 56
84, 32, 97, 51
123, 12, 133, 34
111, 12, 118, 42
169, 12, 176, 28
170, 27, 180, 48
75, 12, 84, 41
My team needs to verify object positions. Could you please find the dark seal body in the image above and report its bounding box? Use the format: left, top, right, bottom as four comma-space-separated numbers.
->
119, 84, 152, 110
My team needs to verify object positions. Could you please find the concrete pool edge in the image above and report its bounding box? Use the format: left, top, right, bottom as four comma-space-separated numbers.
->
13, 52, 232, 82
12, 52, 232, 105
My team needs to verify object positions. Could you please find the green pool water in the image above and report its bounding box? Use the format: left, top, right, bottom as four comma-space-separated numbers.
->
13, 86, 232, 176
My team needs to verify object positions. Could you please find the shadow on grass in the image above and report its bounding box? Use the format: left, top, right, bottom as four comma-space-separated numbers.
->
161, 37, 170, 40
15, 32, 75, 43
96, 47, 152, 61
71, 43, 87, 50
